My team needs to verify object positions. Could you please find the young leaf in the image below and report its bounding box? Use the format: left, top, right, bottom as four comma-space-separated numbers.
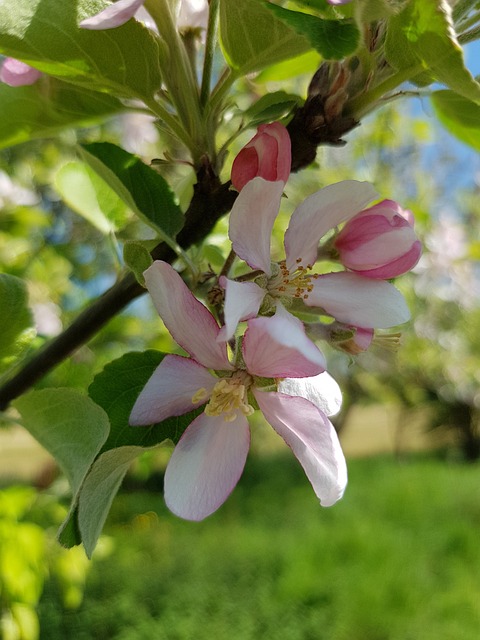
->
219, 0, 311, 74
79, 142, 184, 238
265, 4, 360, 60
55, 161, 130, 234
431, 90, 480, 152
0, 0, 162, 100
385, 0, 480, 103
0, 79, 125, 150
88, 350, 203, 453
243, 91, 303, 128
13, 389, 110, 547
123, 241, 154, 286
0, 274, 35, 377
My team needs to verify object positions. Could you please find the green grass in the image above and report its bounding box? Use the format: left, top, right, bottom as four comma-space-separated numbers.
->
38, 453, 480, 640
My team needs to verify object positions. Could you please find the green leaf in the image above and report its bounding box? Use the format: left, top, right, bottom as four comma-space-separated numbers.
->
219, 0, 311, 74
0, 274, 35, 377
77, 445, 156, 557
385, 0, 480, 103
55, 161, 130, 234
256, 50, 322, 82
243, 91, 303, 128
431, 90, 480, 152
0, 0, 162, 100
123, 241, 154, 286
79, 142, 184, 238
0, 79, 125, 150
265, 4, 360, 60
88, 350, 202, 453
13, 389, 110, 547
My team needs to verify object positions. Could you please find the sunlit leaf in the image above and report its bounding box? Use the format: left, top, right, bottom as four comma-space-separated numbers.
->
219, 0, 311, 74
79, 142, 184, 238
0, 0, 162, 100
385, 0, 480, 103
55, 161, 130, 234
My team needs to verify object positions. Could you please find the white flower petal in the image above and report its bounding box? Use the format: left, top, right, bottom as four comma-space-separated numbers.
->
284, 181, 378, 270
164, 412, 250, 520
217, 277, 265, 342
80, 0, 145, 29
254, 390, 347, 506
308, 272, 411, 329
129, 355, 216, 426
144, 261, 232, 370
278, 371, 342, 417
243, 304, 326, 378
229, 177, 284, 276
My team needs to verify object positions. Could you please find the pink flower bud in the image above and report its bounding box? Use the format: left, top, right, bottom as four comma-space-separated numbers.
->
0, 58, 42, 87
231, 122, 291, 192
334, 199, 422, 279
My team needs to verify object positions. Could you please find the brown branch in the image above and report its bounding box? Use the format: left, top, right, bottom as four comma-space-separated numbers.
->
0, 65, 360, 410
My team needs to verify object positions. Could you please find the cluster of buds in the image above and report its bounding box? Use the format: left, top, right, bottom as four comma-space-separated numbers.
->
130, 122, 421, 521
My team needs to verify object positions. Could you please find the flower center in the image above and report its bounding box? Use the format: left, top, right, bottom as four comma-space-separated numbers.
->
202, 372, 254, 423
267, 259, 317, 301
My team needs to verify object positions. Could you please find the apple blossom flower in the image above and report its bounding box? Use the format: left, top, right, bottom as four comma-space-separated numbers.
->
334, 199, 422, 279
79, 0, 146, 30
130, 260, 347, 521
231, 123, 292, 192
79, 0, 208, 31
178, 0, 208, 31
219, 178, 411, 342
0, 58, 42, 87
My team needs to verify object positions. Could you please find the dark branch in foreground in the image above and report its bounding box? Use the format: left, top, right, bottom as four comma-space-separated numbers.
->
0, 74, 359, 411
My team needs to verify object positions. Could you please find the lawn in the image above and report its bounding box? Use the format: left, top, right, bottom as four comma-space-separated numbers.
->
37, 452, 480, 640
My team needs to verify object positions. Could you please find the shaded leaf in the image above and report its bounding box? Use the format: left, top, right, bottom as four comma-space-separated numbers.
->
0, 79, 124, 150
0, 275, 35, 377
431, 89, 480, 152
88, 350, 202, 453
13, 389, 110, 547
265, 4, 360, 60
123, 241, 154, 286
243, 91, 303, 128
78, 445, 156, 557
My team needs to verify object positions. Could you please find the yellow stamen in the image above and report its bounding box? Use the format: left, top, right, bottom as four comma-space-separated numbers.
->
203, 374, 254, 423
192, 387, 209, 404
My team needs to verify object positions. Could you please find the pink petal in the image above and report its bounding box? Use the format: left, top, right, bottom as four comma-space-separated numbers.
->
229, 177, 285, 276
278, 371, 342, 417
307, 272, 410, 328
164, 412, 250, 520
144, 261, 232, 371
352, 241, 422, 279
79, 0, 145, 29
254, 390, 347, 506
129, 354, 217, 425
0, 58, 42, 87
243, 304, 326, 378
284, 181, 378, 270
217, 277, 265, 342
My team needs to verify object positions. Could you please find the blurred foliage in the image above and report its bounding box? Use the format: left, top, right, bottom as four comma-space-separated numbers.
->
0, 486, 94, 640
36, 453, 480, 640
